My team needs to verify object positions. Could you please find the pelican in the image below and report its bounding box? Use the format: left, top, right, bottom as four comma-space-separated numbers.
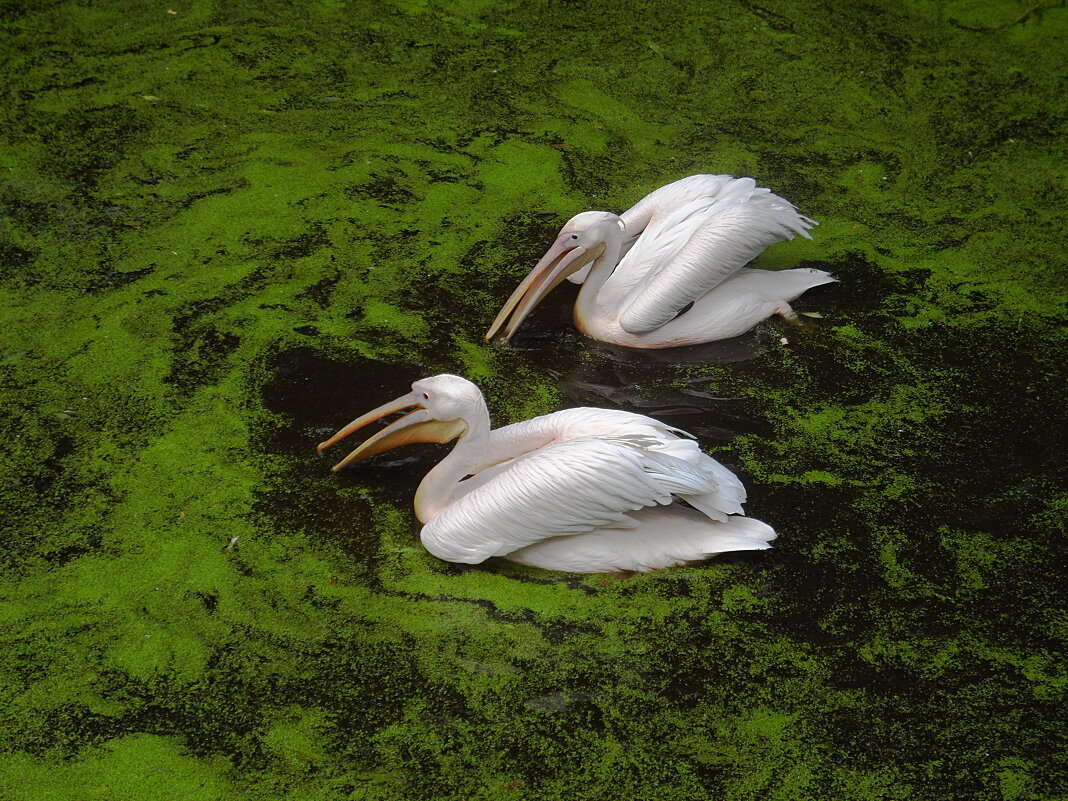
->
486, 174, 835, 348
317, 374, 776, 573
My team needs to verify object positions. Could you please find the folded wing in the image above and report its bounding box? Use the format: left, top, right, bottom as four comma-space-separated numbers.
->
419, 433, 738, 564
617, 181, 816, 334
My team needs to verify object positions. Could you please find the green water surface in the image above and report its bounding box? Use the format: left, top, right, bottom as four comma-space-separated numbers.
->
1, 1, 1066, 799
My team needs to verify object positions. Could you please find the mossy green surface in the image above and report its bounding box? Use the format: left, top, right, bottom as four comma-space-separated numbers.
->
1, 1, 1066, 799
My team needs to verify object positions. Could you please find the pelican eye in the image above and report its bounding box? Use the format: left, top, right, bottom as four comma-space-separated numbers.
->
570, 234, 578, 240
421, 392, 430, 400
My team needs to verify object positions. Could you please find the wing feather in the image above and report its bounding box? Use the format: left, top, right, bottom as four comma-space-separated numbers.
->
618, 187, 816, 334
570, 175, 740, 287
505, 507, 777, 573
420, 434, 731, 564
619, 174, 739, 240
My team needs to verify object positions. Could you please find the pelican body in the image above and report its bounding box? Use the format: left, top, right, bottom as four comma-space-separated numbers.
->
318, 374, 776, 573
486, 174, 835, 348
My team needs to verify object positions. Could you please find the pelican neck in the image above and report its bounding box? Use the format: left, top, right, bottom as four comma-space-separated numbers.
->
413, 399, 492, 524
574, 221, 626, 323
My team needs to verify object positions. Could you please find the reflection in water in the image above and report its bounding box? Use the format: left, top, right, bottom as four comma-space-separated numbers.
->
491, 279, 825, 445
519, 332, 781, 444
551, 372, 744, 441
586, 331, 769, 366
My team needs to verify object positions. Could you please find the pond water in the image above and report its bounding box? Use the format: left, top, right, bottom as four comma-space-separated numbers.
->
1, 2, 1065, 799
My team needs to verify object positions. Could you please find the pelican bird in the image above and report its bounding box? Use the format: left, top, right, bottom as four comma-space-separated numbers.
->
486, 174, 835, 348
317, 374, 776, 573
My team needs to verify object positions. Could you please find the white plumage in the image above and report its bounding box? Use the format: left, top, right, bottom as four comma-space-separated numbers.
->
318, 375, 776, 573
486, 174, 834, 348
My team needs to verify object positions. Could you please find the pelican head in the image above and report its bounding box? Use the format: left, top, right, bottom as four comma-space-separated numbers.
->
316, 374, 478, 471
485, 211, 623, 343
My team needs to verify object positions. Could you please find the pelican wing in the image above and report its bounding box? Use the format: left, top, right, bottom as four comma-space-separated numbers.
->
619, 174, 738, 245
617, 185, 816, 335
419, 433, 733, 565
569, 174, 738, 286
505, 506, 777, 573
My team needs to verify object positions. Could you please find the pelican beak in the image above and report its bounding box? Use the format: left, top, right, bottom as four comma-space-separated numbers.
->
316, 392, 466, 471
485, 237, 605, 343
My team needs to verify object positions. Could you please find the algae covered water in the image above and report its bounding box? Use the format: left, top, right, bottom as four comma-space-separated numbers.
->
1, 1, 1066, 799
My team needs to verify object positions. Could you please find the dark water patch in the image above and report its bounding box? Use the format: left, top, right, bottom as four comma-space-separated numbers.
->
523, 690, 597, 713
550, 358, 775, 444
382, 587, 559, 632
192, 588, 219, 614
31, 520, 106, 568
176, 32, 223, 51
315, 639, 425, 759
556, 148, 613, 200
0, 202, 140, 290
258, 347, 428, 473
30, 434, 75, 495
38, 104, 147, 190
254, 347, 432, 571
170, 295, 228, 334
27, 703, 130, 757
345, 172, 421, 207
0, 240, 37, 272
173, 180, 250, 211
401, 207, 567, 346
1, 411, 113, 569
16, 75, 102, 102
30, 643, 316, 764
418, 160, 470, 184
592, 332, 772, 368
268, 223, 330, 261
883, 320, 1066, 509
724, 310, 1068, 785
85, 265, 154, 293
807, 250, 907, 317
164, 326, 241, 394
0, 194, 56, 234
392, 252, 538, 349
737, 0, 797, 31
492, 563, 598, 595
813, 673, 1067, 795
987, 109, 1064, 148
164, 257, 311, 394
297, 272, 341, 309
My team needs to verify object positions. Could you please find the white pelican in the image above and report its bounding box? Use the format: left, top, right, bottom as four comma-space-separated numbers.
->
317, 374, 776, 573
486, 174, 835, 348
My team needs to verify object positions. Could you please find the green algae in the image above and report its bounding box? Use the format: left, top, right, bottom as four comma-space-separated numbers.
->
1, 0, 1067, 799
0, 734, 241, 801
